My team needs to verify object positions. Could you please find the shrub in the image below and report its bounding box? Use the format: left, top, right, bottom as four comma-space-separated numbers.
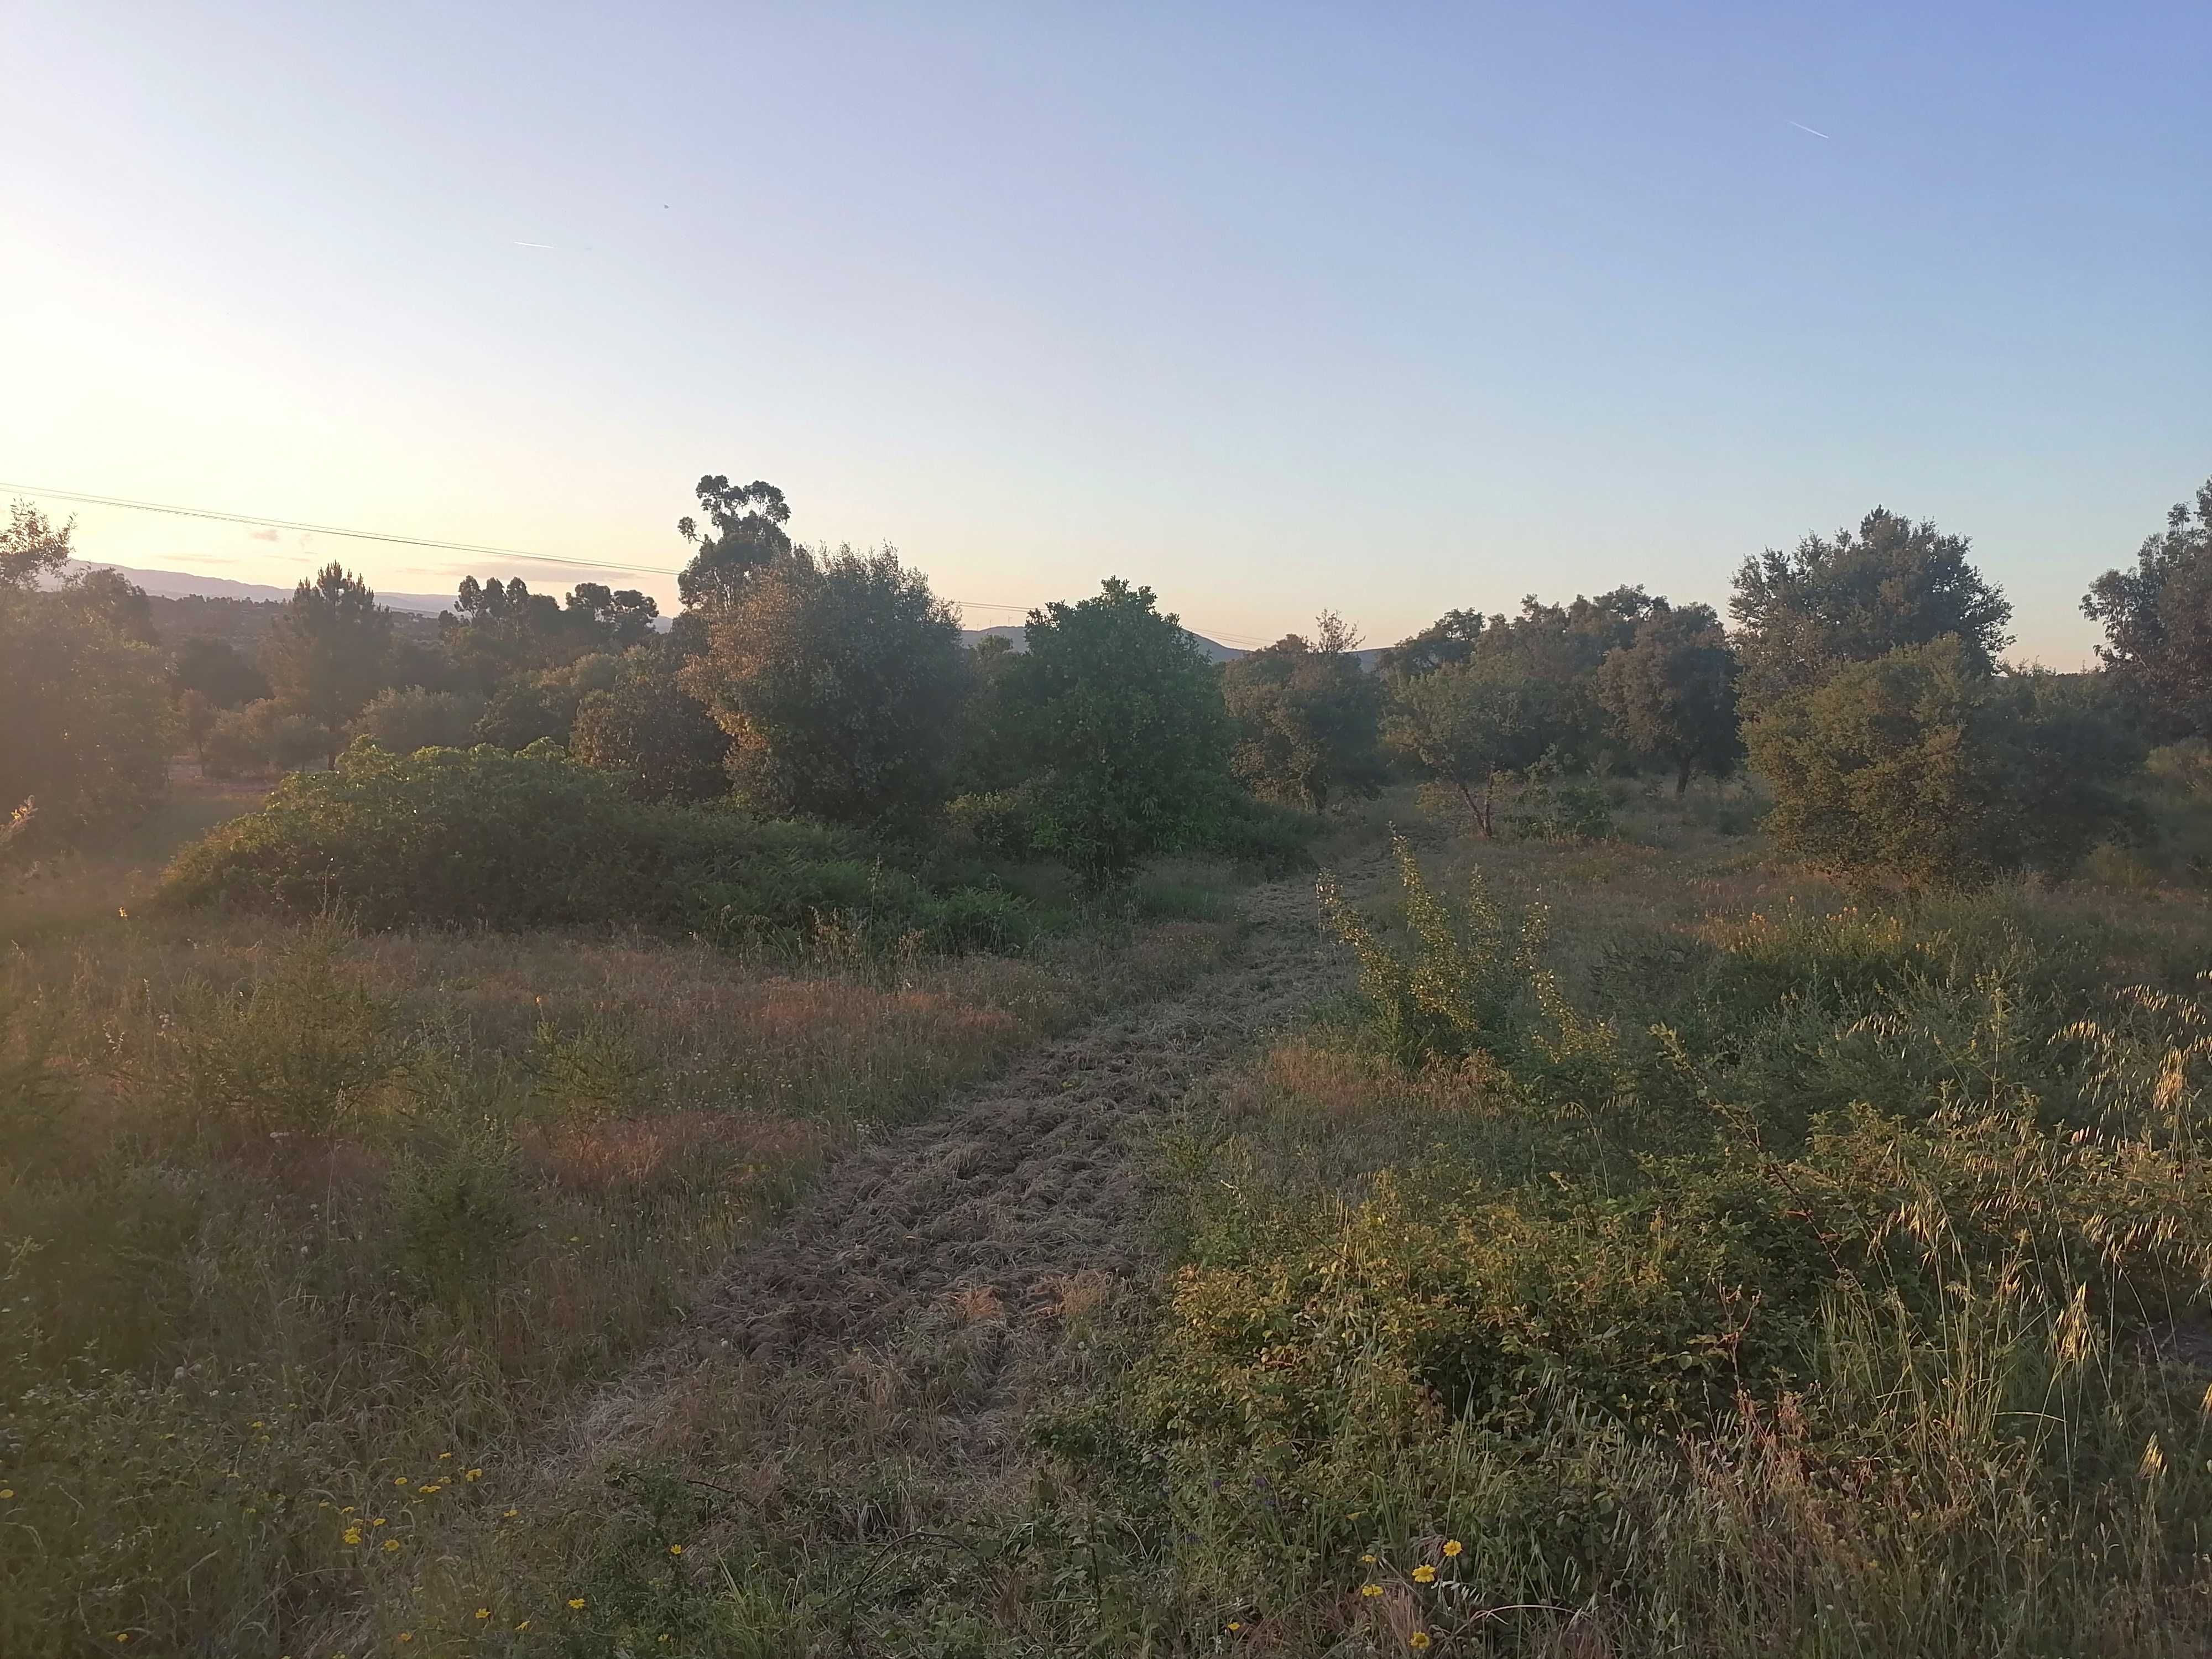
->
571, 655, 731, 802
1745, 638, 2140, 886
202, 698, 333, 778
351, 686, 486, 753
161, 739, 1029, 952
1220, 613, 1386, 813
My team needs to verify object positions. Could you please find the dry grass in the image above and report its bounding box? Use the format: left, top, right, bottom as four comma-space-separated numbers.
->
0, 787, 1248, 1656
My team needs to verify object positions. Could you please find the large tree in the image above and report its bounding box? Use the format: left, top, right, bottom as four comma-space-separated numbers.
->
679, 545, 965, 826
1222, 612, 1386, 813
1730, 508, 2013, 711
1597, 600, 1741, 792
993, 578, 1234, 880
676, 475, 792, 612
2081, 476, 2212, 738
259, 564, 394, 761
172, 635, 271, 709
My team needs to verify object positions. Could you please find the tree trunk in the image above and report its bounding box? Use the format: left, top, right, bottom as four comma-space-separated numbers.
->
1675, 756, 1692, 796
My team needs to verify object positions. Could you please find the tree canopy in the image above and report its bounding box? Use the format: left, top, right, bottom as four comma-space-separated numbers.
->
1731, 508, 2013, 709
1597, 600, 1741, 792
1222, 612, 1386, 813
2082, 475, 2212, 739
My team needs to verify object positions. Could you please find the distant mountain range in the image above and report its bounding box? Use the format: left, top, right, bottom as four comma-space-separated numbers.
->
67, 562, 1269, 660
67, 560, 459, 615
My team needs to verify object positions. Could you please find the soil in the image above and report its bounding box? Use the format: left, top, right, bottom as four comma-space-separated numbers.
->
564, 858, 1364, 1488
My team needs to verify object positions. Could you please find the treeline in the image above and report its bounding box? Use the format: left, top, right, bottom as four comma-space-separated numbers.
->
9, 471, 2212, 890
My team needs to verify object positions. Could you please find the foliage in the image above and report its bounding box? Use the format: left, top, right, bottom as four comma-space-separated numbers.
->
1746, 639, 2140, 886
679, 545, 966, 827
439, 576, 655, 690
989, 579, 1236, 880
1730, 506, 2014, 710
570, 652, 731, 802
2083, 473, 2212, 739
473, 651, 620, 749
258, 564, 393, 753
201, 698, 333, 779
161, 739, 1029, 952
1381, 655, 1566, 836
0, 498, 72, 589
0, 585, 174, 848
1598, 599, 1741, 791
351, 686, 486, 753
1222, 612, 1387, 813
170, 634, 270, 708
675, 474, 792, 612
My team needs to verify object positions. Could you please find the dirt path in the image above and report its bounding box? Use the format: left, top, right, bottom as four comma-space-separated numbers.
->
565, 859, 1361, 1490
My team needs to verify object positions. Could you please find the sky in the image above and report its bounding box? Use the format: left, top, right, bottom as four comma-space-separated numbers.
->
3, 2, 2207, 662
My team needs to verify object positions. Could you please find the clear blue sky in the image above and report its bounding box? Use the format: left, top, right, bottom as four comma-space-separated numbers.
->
5, 2, 2206, 660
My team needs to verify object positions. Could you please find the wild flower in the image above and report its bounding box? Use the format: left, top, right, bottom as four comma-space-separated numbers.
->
1412, 1564, 1437, 1584
1360, 1583, 1384, 1598
383, 1539, 401, 1553
568, 1598, 587, 1610
1408, 1636, 1431, 1651
466, 1467, 483, 1480
475, 1609, 491, 1620
669, 1543, 684, 1556
1442, 1540, 1462, 1557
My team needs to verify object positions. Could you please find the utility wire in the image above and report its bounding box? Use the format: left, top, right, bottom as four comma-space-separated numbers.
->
0, 481, 1124, 624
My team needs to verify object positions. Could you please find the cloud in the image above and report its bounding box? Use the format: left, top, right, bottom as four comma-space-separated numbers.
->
248, 528, 280, 541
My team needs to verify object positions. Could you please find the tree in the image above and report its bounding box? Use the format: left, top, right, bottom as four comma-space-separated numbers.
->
1381, 655, 1567, 837
1597, 601, 1741, 792
1744, 638, 2137, 888
565, 582, 660, 650
474, 653, 622, 750
1378, 609, 1486, 676
1730, 507, 2013, 710
992, 578, 1234, 880
676, 475, 792, 612
1221, 612, 1386, 813
65, 567, 159, 643
2082, 476, 2212, 738
353, 687, 486, 753
1, 498, 72, 590
0, 585, 174, 844
259, 564, 393, 759
679, 545, 964, 826
172, 636, 271, 708
571, 656, 731, 802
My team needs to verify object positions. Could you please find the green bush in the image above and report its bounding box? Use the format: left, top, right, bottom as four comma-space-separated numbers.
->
162, 739, 1030, 953
1746, 639, 2141, 886
351, 686, 485, 753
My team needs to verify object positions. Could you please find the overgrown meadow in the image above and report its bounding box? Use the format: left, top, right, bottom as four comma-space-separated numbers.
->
0, 774, 1251, 1656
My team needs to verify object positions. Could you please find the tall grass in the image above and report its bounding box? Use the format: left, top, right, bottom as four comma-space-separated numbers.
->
0, 876, 1237, 1655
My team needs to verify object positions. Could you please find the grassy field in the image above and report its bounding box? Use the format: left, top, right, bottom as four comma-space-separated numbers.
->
11, 778, 2212, 1656
0, 780, 1258, 1656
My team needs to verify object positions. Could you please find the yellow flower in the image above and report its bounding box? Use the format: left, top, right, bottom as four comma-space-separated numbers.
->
438, 1452, 453, 1461
383, 1539, 401, 1553
1412, 1563, 1437, 1584
1, 1489, 14, 1500
398, 1635, 414, 1645
114, 1637, 130, 1645
515, 1622, 530, 1632
372, 1517, 387, 1527
475, 1609, 491, 1620
1227, 1621, 1242, 1632
1359, 1553, 1376, 1564
251, 1420, 265, 1430
466, 1468, 483, 1481
568, 1598, 587, 1610
394, 1477, 409, 1487
1360, 1583, 1384, 1598
1443, 1539, 1462, 1558
1409, 1636, 1431, 1652
669, 1544, 684, 1556
342, 1528, 363, 1546
504, 1507, 519, 1519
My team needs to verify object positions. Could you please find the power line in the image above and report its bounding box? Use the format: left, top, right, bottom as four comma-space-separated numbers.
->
0, 481, 1068, 622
